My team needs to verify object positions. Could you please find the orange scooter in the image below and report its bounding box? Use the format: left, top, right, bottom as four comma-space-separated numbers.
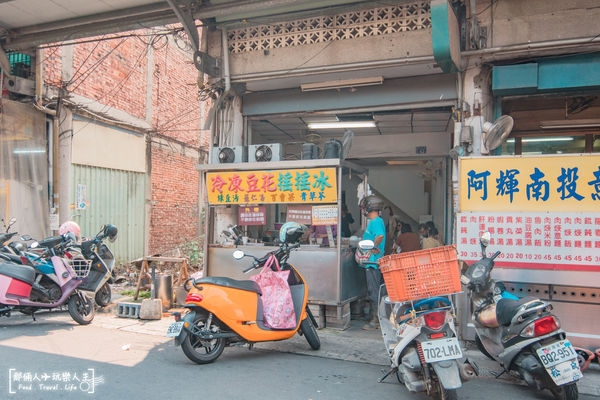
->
168, 223, 320, 364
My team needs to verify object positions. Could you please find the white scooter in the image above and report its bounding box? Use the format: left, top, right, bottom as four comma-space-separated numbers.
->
358, 240, 476, 400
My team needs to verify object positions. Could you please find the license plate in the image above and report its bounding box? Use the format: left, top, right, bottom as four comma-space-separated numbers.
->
420, 338, 463, 363
546, 359, 582, 386
166, 322, 184, 337
536, 340, 577, 368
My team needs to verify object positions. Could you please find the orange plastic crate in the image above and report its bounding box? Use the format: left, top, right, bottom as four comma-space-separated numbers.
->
380, 245, 461, 302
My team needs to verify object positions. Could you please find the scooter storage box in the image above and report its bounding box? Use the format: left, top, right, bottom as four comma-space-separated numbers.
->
379, 245, 461, 302
0, 262, 35, 298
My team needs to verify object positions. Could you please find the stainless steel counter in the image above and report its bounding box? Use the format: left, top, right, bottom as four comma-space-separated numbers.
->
207, 244, 366, 305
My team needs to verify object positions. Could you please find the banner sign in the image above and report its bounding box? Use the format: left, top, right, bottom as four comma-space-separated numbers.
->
459, 154, 600, 212
312, 205, 338, 226
457, 211, 600, 272
238, 206, 266, 226
207, 168, 337, 205
286, 205, 313, 225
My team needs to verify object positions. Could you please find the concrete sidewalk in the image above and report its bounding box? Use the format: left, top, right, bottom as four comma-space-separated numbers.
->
96, 303, 600, 397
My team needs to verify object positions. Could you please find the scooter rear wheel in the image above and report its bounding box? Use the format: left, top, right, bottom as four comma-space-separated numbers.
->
181, 314, 225, 364
550, 382, 578, 400
435, 379, 458, 400
94, 283, 111, 307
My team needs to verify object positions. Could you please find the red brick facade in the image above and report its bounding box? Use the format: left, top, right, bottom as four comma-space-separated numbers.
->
44, 29, 210, 257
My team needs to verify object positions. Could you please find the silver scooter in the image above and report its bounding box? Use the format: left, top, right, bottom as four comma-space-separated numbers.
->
358, 240, 476, 400
462, 232, 581, 400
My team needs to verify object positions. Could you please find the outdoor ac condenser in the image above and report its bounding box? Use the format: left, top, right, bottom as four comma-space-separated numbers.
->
211, 146, 247, 164
248, 143, 283, 162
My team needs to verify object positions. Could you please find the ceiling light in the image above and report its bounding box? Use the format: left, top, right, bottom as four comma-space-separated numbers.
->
13, 148, 46, 154
539, 119, 600, 129
506, 137, 575, 143
301, 77, 383, 92
307, 121, 376, 129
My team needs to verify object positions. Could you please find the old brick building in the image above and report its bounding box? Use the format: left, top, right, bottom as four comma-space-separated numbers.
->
42, 29, 210, 260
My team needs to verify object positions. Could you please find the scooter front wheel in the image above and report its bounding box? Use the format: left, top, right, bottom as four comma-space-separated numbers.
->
435, 379, 457, 400
68, 293, 95, 325
299, 308, 320, 350
181, 314, 225, 364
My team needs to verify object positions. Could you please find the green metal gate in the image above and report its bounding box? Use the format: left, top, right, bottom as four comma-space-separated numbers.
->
71, 164, 145, 263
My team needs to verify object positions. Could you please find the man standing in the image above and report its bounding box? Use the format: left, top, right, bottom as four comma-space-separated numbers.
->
359, 195, 386, 330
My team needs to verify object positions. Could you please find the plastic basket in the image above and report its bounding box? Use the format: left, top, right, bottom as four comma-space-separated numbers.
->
380, 245, 461, 302
69, 259, 92, 278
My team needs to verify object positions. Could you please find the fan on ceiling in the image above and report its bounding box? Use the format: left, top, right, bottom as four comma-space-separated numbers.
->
481, 115, 514, 154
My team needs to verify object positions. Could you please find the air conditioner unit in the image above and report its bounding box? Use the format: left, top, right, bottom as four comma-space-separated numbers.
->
211, 146, 247, 164
248, 143, 283, 162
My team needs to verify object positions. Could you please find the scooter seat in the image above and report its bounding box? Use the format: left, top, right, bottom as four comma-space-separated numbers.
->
37, 236, 63, 249
0, 262, 35, 285
0, 232, 17, 245
496, 296, 539, 326
0, 252, 23, 263
196, 276, 262, 295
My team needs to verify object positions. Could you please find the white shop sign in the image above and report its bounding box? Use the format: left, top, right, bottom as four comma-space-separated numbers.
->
457, 211, 600, 272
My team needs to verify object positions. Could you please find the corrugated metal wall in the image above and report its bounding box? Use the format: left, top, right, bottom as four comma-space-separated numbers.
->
71, 164, 145, 263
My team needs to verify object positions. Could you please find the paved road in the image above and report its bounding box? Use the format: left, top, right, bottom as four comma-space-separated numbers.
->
0, 313, 596, 400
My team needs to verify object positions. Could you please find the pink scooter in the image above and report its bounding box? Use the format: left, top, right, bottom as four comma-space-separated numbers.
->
0, 234, 95, 325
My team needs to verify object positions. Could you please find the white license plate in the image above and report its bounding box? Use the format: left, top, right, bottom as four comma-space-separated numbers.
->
546, 359, 582, 386
420, 338, 463, 363
166, 322, 184, 337
536, 340, 577, 368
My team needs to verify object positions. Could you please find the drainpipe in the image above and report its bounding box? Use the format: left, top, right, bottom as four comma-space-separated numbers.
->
221, 28, 231, 92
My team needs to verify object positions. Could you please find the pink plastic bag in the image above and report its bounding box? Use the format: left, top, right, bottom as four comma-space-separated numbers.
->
249, 255, 297, 329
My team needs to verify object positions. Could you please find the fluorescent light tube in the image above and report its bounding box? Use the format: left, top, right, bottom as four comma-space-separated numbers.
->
307, 121, 376, 129
540, 119, 600, 129
13, 148, 46, 154
506, 137, 574, 143
301, 77, 383, 92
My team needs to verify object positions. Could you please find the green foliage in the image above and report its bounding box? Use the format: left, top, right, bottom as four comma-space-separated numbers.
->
179, 238, 204, 268
120, 289, 150, 299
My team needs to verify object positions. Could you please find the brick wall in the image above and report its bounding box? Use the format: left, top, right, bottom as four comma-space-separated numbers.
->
149, 146, 200, 255
44, 29, 209, 258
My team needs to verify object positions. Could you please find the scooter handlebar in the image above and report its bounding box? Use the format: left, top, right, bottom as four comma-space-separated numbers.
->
490, 250, 501, 260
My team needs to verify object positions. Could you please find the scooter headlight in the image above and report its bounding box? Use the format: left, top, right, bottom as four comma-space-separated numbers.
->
471, 264, 486, 279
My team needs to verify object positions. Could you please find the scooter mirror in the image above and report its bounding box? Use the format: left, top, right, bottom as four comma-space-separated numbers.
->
20, 235, 33, 241
480, 231, 491, 247
358, 239, 375, 250
9, 217, 16, 226
232, 250, 245, 260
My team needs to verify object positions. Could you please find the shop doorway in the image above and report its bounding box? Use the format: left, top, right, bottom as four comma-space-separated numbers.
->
246, 107, 453, 247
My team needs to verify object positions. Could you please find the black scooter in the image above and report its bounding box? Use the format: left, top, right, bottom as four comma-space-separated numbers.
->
461, 232, 581, 400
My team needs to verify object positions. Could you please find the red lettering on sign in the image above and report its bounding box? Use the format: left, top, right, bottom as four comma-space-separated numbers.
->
574, 241, 582, 248
575, 217, 582, 224
595, 241, 600, 248
555, 232, 562, 239
584, 229, 592, 237
461, 216, 467, 223
506, 238, 513, 246
497, 216, 504, 223
210, 175, 227, 193
460, 227, 467, 234
565, 217, 572, 224
585, 218, 592, 224
565, 240, 572, 247
554, 240, 561, 247
498, 238, 504, 245
554, 217, 562, 224
575, 229, 582, 237
554, 224, 562, 231
534, 240, 542, 247
516, 239, 523, 246
228, 174, 245, 193
261, 173, 277, 192
585, 241, 592, 248
461, 237, 467, 244
247, 174, 260, 193
544, 240, 551, 247
488, 216, 495, 223
525, 239, 533, 246
565, 229, 572, 236
498, 228, 504, 235
534, 217, 542, 224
